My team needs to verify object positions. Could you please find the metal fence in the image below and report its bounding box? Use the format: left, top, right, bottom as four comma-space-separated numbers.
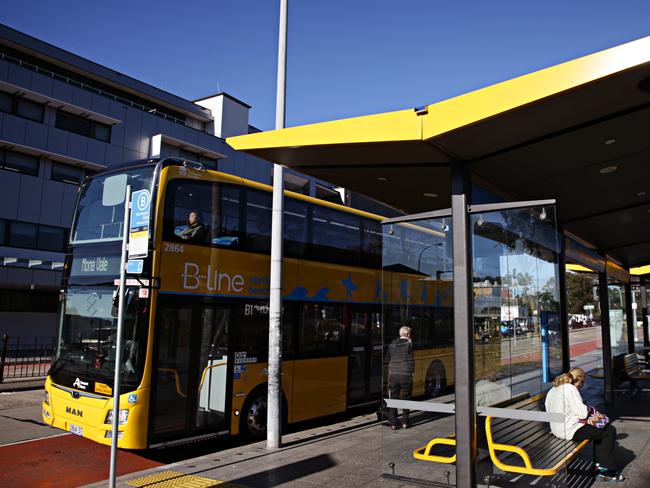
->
0, 335, 55, 382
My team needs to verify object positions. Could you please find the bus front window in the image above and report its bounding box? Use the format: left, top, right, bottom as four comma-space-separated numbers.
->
72, 166, 154, 244
51, 287, 147, 391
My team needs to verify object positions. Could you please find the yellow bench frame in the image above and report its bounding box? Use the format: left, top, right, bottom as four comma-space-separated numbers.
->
412, 435, 456, 464
485, 415, 589, 476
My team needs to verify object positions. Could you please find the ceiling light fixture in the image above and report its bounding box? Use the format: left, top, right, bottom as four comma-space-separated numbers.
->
423, 192, 438, 198
604, 139, 616, 145
377, 177, 387, 182
599, 165, 618, 174
539, 208, 547, 221
638, 191, 646, 197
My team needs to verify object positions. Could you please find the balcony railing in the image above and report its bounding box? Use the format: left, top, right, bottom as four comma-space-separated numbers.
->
0, 51, 188, 126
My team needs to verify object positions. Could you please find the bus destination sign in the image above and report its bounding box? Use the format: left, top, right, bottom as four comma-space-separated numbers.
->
70, 255, 121, 277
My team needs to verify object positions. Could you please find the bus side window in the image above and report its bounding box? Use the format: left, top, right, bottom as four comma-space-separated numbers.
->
299, 304, 345, 356
283, 199, 308, 259
245, 189, 272, 253
311, 206, 361, 266
212, 184, 241, 247
361, 219, 382, 268
164, 180, 213, 245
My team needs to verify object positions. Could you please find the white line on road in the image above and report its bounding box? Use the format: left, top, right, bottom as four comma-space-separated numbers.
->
0, 432, 69, 448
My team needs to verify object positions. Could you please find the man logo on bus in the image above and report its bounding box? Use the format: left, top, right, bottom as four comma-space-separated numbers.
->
73, 377, 88, 390
183, 262, 245, 292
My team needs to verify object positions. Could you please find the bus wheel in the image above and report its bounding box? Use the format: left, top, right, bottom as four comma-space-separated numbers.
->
425, 362, 446, 398
241, 394, 267, 438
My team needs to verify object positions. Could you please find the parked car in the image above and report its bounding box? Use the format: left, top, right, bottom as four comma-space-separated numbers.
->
500, 321, 524, 337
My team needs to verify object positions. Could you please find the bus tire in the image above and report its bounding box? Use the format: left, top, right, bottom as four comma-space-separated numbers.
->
425, 361, 446, 398
240, 388, 288, 439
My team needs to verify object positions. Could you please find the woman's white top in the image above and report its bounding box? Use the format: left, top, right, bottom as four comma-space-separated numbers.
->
545, 383, 588, 440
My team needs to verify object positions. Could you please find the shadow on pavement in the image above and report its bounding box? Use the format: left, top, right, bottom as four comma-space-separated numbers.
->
227, 454, 337, 487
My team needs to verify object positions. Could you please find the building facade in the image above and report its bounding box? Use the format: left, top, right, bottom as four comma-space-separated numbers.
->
0, 24, 352, 337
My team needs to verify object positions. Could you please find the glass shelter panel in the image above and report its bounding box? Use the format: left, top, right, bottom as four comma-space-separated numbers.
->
471, 205, 591, 485
566, 270, 602, 374
382, 217, 456, 486
608, 281, 628, 359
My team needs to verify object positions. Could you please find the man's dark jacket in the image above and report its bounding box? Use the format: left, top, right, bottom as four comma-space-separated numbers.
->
387, 337, 414, 377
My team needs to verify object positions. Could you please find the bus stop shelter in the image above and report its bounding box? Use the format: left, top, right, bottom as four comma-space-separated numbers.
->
229, 35, 650, 487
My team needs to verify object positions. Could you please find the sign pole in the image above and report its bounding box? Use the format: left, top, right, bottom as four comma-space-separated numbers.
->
109, 185, 131, 488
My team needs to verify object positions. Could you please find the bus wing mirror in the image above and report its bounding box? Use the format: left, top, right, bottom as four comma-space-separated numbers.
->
102, 174, 128, 206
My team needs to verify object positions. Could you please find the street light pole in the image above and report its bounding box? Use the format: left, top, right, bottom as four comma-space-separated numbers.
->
267, 0, 288, 450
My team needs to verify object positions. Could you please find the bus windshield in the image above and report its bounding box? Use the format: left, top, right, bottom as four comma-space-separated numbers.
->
72, 166, 155, 244
51, 286, 147, 390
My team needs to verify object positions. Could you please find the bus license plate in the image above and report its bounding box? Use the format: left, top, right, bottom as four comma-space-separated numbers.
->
70, 424, 83, 436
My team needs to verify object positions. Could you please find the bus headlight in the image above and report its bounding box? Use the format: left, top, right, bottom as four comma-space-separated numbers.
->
104, 431, 124, 439
44, 392, 50, 406
105, 409, 129, 425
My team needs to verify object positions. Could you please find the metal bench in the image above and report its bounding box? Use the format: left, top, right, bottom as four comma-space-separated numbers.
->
623, 352, 650, 388
485, 395, 590, 476
412, 392, 529, 465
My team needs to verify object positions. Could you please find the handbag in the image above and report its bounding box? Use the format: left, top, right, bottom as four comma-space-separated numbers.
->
581, 405, 609, 429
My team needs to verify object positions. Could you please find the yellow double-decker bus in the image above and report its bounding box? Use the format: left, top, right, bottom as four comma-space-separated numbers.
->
41, 158, 460, 449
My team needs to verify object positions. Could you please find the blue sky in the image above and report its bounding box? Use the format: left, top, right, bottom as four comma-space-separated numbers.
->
3, 1, 650, 130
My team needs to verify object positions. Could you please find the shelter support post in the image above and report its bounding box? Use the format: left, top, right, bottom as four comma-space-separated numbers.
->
625, 284, 635, 354
451, 161, 476, 487
598, 271, 614, 404
558, 231, 571, 373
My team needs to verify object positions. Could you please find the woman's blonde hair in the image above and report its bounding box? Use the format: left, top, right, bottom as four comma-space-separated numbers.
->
553, 372, 574, 387
569, 367, 585, 382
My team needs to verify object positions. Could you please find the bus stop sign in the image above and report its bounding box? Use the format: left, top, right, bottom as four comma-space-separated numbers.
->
128, 189, 151, 259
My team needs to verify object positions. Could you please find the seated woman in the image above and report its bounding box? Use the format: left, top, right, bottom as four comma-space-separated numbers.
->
545, 368, 623, 482
178, 210, 206, 242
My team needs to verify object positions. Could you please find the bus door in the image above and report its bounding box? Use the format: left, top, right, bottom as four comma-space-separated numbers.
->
151, 297, 231, 442
347, 307, 382, 405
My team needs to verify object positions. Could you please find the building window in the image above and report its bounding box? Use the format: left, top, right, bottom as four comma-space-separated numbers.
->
55, 110, 111, 142
8, 221, 38, 248
0, 91, 44, 123
51, 162, 85, 185
38, 225, 67, 252
0, 149, 39, 176
5, 220, 67, 251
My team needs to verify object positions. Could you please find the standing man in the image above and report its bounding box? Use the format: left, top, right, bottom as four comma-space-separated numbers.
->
387, 326, 415, 430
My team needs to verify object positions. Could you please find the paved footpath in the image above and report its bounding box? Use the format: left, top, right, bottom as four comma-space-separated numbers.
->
85, 412, 411, 488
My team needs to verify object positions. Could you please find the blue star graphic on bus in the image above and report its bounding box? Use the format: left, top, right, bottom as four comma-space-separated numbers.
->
312, 287, 330, 301
341, 273, 358, 300
285, 286, 331, 301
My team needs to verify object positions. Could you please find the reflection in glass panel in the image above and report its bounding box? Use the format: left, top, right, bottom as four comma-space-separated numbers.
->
566, 269, 602, 374
382, 218, 456, 486
472, 206, 561, 402
608, 281, 627, 357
